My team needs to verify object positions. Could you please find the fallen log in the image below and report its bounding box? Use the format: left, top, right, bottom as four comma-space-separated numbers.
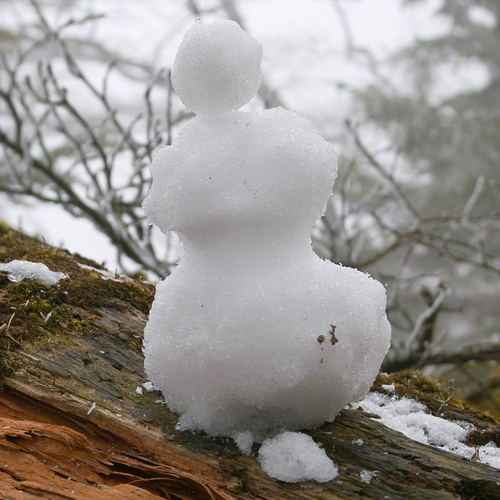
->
1, 224, 499, 499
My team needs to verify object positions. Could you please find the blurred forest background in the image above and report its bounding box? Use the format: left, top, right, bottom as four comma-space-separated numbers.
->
1, 0, 499, 416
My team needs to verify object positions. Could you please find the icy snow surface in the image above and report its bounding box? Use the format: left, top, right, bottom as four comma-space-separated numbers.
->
142, 18, 391, 448
142, 382, 155, 392
0, 260, 68, 286
258, 432, 338, 483
233, 431, 254, 455
381, 383, 395, 393
479, 442, 500, 469
360, 469, 378, 484
354, 392, 500, 469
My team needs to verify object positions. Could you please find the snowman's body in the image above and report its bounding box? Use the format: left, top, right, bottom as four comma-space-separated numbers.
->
143, 20, 391, 441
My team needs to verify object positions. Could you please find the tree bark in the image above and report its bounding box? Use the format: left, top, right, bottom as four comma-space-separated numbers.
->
1, 226, 500, 499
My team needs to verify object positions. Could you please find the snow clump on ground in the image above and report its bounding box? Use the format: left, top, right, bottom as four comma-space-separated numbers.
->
258, 432, 338, 482
354, 392, 500, 469
0, 260, 68, 286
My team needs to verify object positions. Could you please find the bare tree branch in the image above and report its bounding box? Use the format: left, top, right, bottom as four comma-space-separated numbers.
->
0, 1, 193, 277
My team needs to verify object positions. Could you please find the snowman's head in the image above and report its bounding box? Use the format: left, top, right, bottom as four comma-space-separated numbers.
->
171, 20, 263, 115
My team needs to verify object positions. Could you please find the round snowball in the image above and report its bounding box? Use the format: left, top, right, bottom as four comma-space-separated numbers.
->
171, 20, 263, 114
258, 432, 338, 483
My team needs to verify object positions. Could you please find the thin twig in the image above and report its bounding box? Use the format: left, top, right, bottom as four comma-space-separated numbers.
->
404, 287, 449, 359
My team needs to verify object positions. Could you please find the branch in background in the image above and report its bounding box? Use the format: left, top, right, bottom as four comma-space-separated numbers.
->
404, 285, 449, 358
329, 0, 395, 88
383, 340, 500, 373
0, 1, 190, 277
346, 119, 420, 224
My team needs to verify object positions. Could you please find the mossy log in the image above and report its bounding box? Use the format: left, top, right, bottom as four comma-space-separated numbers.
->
1, 224, 500, 500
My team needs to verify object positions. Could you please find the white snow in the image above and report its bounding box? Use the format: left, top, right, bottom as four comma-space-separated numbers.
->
171, 20, 263, 115
258, 432, 338, 483
354, 392, 500, 468
233, 431, 254, 455
135, 386, 143, 395
479, 442, 500, 469
87, 402, 96, 415
40, 311, 52, 323
360, 469, 378, 484
0, 260, 68, 286
381, 383, 396, 393
142, 381, 155, 392
142, 20, 391, 444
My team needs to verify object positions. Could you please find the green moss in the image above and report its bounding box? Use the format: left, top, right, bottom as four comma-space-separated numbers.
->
0, 219, 10, 236
375, 370, 448, 396
66, 276, 154, 315
1, 358, 16, 378
70, 317, 87, 334
0, 226, 154, 381
128, 335, 143, 353
0, 281, 73, 347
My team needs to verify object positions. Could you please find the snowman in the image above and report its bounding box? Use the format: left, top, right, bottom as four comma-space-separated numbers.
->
142, 20, 391, 444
